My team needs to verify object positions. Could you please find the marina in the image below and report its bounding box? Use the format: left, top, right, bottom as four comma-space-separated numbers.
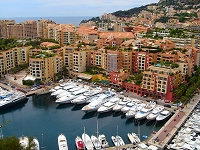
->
0, 80, 199, 149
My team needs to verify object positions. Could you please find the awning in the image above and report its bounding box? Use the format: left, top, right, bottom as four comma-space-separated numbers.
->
23, 75, 36, 81
77, 73, 92, 80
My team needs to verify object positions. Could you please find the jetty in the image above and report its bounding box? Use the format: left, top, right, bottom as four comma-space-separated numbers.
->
146, 93, 200, 149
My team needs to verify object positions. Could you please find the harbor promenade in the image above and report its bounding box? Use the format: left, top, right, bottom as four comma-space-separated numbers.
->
146, 93, 200, 149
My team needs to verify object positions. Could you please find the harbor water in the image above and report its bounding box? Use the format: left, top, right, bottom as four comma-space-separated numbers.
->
0, 94, 165, 149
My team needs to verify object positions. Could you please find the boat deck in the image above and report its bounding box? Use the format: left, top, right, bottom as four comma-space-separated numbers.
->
146, 93, 200, 149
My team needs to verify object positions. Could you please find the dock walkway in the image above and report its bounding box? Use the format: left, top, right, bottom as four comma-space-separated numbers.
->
146, 94, 200, 149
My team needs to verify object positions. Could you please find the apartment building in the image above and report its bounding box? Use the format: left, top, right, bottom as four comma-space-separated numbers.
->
88, 49, 105, 67
37, 20, 56, 38
29, 53, 63, 82
141, 66, 185, 101
0, 54, 5, 77
107, 50, 122, 73
72, 50, 87, 74
110, 70, 130, 86
63, 46, 75, 72
157, 52, 178, 63
60, 25, 77, 46
96, 38, 122, 48
0, 50, 15, 73
122, 51, 132, 73
13, 47, 30, 66
22, 20, 37, 39
167, 37, 198, 48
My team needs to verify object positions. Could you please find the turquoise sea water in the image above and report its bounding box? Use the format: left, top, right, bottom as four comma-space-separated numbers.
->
0, 16, 93, 26
0, 94, 166, 149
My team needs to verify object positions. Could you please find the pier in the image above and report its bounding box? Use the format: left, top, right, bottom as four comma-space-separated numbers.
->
146, 93, 200, 149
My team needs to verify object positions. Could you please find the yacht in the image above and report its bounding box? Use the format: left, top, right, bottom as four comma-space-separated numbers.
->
56, 91, 71, 98
19, 135, 29, 149
97, 97, 120, 113
126, 103, 146, 119
135, 101, 156, 120
63, 83, 76, 90
0, 92, 28, 110
111, 136, 120, 147
82, 133, 94, 150
75, 136, 84, 150
146, 105, 164, 120
112, 97, 131, 111
58, 134, 68, 150
68, 85, 83, 92
82, 90, 115, 113
121, 101, 135, 113
91, 135, 102, 150
156, 110, 171, 121
51, 89, 66, 96
86, 94, 102, 104
132, 133, 140, 143
30, 137, 40, 150
72, 87, 102, 104
55, 88, 89, 104
127, 133, 136, 144
116, 135, 125, 146
98, 134, 109, 148
49, 85, 62, 92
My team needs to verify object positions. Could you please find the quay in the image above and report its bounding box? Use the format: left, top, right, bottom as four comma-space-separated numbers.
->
146, 93, 200, 149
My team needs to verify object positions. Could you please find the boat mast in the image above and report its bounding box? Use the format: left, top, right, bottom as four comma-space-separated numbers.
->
138, 121, 140, 140
117, 126, 119, 150
96, 120, 99, 138
83, 126, 85, 150
41, 134, 46, 149
0, 125, 3, 139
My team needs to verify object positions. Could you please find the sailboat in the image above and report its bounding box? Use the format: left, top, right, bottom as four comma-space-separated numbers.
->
82, 127, 94, 150
91, 121, 102, 149
96, 120, 109, 148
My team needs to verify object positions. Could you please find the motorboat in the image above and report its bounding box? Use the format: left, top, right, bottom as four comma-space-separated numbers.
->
135, 101, 156, 120
49, 85, 62, 92
91, 135, 102, 150
68, 85, 83, 92
146, 105, 164, 120
82, 133, 94, 150
112, 97, 131, 111
63, 83, 76, 90
121, 101, 136, 113
116, 135, 125, 146
125, 103, 146, 119
75, 136, 84, 150
56, 91, 71, 98
97, 97, 120, 113
72, 87, 102, 104
86, 94, 102, 104
82, 90, 115, 113
127, 133, 136, 144
0, 92, 28, 110
55, 88, 89, 104
156, 110, 171, 121
19, 135, 29, 149
30, 137, 40, 150
132, 133, 140, 143
51, 89, 66, 96
98, 134, 109, 148
111, 136, 120, 147
58, 134, 68, 150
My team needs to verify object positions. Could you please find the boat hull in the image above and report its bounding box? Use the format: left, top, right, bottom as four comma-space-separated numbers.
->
0, 96, 28, 110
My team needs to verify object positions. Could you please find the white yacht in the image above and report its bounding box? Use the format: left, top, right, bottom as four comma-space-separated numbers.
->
82, 90, 115, 113
72, 87, 102, 104
98, 134, 109, 148
132, 133, 140, 143
56, 88, 89, 104
19, 135, 29, 149
127, 133, 136, 144
146, 105, 164, 120
125, 103, 145, 119
51, 89, 66, 96
91, 135, 101, 150
156, 110, 171, 121
49, 85, 62, 92
97, 97, 120, 113
56, 91, 71, 98
58, 134, 68, 150
86, 94, 102, 104
116, 135, 125, 146
30, 137, 40, 150
63, 83, 76, 90
113, 97, 131, 112
121, 101, 136, 113
135, 101, 156, 120
68, 85, 83, 92
82, 133, 94, 150
111, 136, 120, 147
